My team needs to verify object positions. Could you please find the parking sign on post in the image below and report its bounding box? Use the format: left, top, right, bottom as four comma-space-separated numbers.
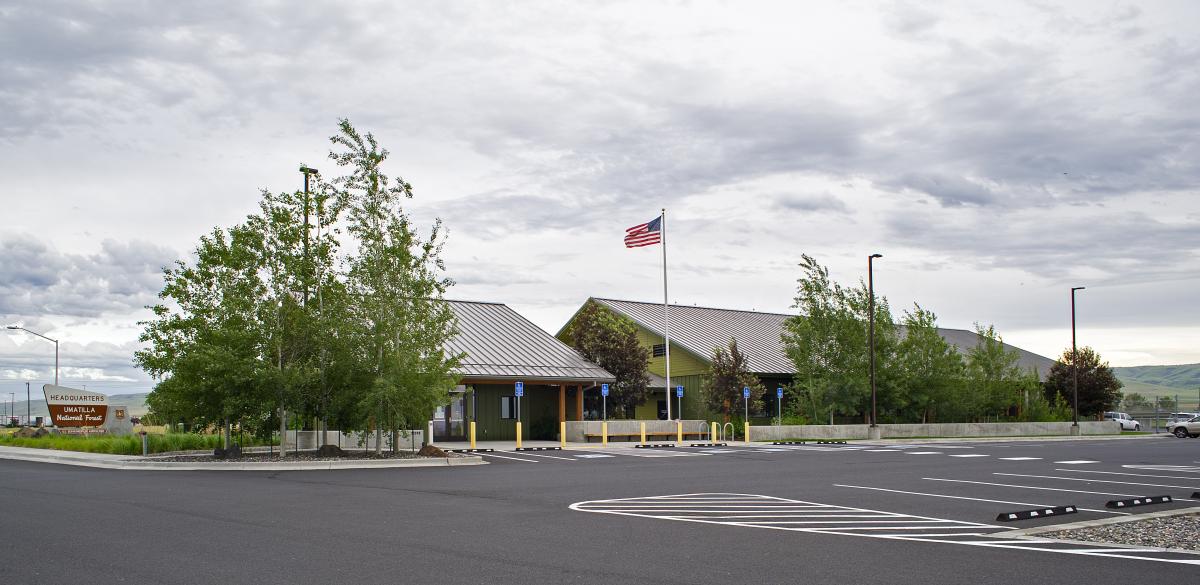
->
777, 387, 783, 426
743, 386, 750, 420
676, 386, 684, 422
601, 384, 608, 421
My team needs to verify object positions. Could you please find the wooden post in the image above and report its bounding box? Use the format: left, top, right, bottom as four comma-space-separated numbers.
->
558, 384, 566, 425
575, 385, 584, 421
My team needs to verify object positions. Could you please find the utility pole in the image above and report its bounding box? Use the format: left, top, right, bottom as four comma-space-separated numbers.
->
26, 382, 31, 426
868, 253, 883, 431
1070, 287, 1085, 428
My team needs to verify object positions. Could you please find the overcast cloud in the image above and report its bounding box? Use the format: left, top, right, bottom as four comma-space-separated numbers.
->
2, 0, 1198, 395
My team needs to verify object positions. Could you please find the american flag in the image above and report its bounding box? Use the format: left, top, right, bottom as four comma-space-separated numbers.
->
624, 216, 662, 248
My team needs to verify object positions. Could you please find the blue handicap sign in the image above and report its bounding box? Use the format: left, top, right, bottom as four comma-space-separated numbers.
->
676, 386, 684, 398
743, 386, 751, 398
515, 381, 524, 397
601, 383, 609, 397
777, 387, 784, 399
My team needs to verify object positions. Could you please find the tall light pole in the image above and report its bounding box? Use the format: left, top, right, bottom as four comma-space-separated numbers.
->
299, 165, 319, 307
7, 326, 58, 387
868, 253, 883, 429
1070, 286, 1085, 427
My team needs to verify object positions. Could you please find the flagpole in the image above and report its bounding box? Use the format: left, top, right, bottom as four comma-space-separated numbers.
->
662, 208, 672, 421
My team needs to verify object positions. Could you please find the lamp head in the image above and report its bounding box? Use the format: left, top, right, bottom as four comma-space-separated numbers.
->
1072, 286, 1086, 292
299, 165, 319, 175
870, 253, 883, 259
5, 325, 18, 330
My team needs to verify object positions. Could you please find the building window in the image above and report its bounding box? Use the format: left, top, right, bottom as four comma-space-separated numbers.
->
500, 396, 517, 419
652, 344, 666, 357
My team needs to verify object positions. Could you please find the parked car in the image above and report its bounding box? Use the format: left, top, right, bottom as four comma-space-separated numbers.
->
1167, 415, 1200, 438
1167, 412, 1200, 425
1103, 411, 1141, 431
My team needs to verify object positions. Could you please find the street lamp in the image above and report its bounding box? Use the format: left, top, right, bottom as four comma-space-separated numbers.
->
7, 326, 57, 425
868, 254, 883, 429
1070, 287, 1085, 427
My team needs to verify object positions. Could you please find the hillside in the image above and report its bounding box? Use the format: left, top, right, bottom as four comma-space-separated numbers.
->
1113, 364, 1200, 410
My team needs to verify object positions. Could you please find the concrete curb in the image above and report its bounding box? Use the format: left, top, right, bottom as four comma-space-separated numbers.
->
0, 446, 485, 471
1000, 506, 1200, 537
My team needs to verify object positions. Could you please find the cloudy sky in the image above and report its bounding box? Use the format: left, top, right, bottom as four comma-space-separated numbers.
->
2, 0, 1198, 397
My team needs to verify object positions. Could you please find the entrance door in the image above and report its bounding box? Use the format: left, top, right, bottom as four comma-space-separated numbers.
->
434, 393, 466, 441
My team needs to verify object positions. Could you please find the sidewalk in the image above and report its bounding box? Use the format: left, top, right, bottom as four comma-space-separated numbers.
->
0, 444, 484, 471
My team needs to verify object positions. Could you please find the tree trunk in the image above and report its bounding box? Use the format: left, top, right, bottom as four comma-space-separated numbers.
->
278, 407, 288, 457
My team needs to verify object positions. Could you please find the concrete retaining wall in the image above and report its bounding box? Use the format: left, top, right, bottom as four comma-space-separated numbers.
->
748, 421, 1120, 441
564, 420, 709, 442
287, 430, 426, 451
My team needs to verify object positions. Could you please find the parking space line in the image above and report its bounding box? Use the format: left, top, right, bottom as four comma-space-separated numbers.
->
478, 452, 540, 463
948, 454, 989, 458
1054, 460, 1099, 464
1055, 469, 1200, 481
1123, 465, 1200, 474
924, 478, 1143, 497
834, 484, 1127, 515
511, 451, 575, 461
999, 457, 1042, 461
993, 473, 1200, 492
907, 451, 943, 455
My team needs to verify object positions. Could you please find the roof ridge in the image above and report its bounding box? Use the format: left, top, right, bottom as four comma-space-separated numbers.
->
594, 297, 795, 318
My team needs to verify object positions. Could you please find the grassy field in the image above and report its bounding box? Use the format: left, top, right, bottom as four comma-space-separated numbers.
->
0, 432, 270, 455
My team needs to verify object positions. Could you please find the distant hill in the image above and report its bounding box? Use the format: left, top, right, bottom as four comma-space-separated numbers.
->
1113, 364, 1200, 409
2, 392, 150, 420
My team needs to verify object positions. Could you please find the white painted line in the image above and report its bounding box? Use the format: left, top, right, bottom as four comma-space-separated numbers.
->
907, 451, 943, 455
924, 478, 1144, 497
864, 449, 903, 452
1055, 469, 1200, 481
994, 473, 1200, 491
1054, 460, 1099, 464
513, 451, 575, 461
574, 454, 614, 459
948, 454, 989, 458
833, 484, 1128, 515
478, 452, 540, 463
999, 457, 1042, 461
1122, 465, 1200, 474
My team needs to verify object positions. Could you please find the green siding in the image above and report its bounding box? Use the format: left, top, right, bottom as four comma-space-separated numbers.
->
635, 328, 710, 377
469, 384, 561, 441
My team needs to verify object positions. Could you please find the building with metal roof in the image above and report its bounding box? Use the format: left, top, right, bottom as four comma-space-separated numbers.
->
559, 297, 1057, 421
434, 300, 613, 442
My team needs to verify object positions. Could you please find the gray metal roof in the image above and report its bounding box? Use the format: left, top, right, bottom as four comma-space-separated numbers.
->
446, 300, 614, 383
590, 298, 1056, 379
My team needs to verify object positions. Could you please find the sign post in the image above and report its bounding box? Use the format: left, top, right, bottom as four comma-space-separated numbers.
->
515, 381, 524, 448
743, 386, 751, 444
676, 386, 683, 421
777, 387, 783, 426
601, 383, 609, 421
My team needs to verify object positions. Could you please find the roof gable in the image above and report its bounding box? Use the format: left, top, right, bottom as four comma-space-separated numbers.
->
588, 298, 1056, 379
447, 300, 614, 382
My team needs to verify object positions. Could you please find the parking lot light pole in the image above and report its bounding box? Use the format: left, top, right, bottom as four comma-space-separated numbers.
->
868, 254, 882, 430
7, 326, 58, 387
1070, 287, 1085, 428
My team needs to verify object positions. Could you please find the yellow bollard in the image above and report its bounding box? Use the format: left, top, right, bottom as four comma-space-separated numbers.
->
640, 422, 646, 445
516, 421, 523, 449
676, 420, 682, 443
711, 421, 718, 443
602, 421, 608, 446
470, 421, 477, 450
744, 421, 751, 445
560, 421, 566, 449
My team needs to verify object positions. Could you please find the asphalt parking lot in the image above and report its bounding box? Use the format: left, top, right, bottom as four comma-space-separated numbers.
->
2, 436, 1197, 584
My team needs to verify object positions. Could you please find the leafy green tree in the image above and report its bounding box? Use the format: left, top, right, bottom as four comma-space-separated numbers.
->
895, 304, 965, 423
1044, 346, 1123, 417
782, 255, 897, 423
962, 324, 1039, 421
559, 302, 651, 417
331, 120, 463, 448
703, 338, 765, 422
1121, 392, 1150, 411
136, 224, 273, 446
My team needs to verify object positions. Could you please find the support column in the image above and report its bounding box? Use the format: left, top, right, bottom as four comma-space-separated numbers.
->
558, 384, 566, 424
575, 385, 584, 420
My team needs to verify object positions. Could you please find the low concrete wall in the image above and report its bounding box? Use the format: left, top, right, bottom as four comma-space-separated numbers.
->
288, 430, 426, 451
748, 421, 1120, 441
565, 420, 709, 442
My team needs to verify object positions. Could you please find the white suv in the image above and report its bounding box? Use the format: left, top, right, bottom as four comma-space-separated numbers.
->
1103, 411, 1141, 431
1168, 415, 1199, 439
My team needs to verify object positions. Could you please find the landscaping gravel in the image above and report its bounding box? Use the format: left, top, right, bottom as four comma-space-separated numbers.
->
1040, 514, 1200, 551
